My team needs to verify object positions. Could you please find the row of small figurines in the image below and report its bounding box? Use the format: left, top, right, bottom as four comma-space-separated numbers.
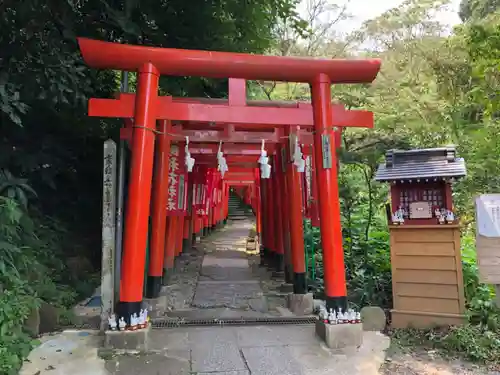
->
108, 309, 150, 331
392, 207, 455, 225
318, 307, 361, 325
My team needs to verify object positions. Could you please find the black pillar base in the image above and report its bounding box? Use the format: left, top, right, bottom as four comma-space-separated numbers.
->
284, 265, 293, 284
162, 268, 171, 286
275, 253, 285, 272
116, 301, 142, 326
182, 239, 191, 252
266, 252, 276, 270
192, 233, 197, 243
293, 272, 307, 295
326, 295, 348, 313
223, 219, 227, 225
259, 246, 267, 266
145, 276, 162, 299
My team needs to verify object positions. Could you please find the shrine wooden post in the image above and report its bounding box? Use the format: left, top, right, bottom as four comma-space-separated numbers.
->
285, 129, 307, 294
117, 63, 159, 322
311, 74, 347, 311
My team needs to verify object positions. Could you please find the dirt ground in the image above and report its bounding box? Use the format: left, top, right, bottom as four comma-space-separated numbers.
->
380, 345, 500, 375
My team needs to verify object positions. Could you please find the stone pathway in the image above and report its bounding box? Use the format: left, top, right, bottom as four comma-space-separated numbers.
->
118, 218, 390, 374
165, 219, 281, 320
20, 218, 391, 375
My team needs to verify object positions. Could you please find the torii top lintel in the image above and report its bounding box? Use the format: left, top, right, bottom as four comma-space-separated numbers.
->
78, 38, 381, 84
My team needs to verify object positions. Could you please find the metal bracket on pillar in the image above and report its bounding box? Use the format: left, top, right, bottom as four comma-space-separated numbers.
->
321, 134, 332, 169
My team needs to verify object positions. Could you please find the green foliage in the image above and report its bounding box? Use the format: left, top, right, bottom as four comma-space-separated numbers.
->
0, 175, 99, 373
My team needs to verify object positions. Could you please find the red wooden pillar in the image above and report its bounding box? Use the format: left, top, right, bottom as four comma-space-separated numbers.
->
118, 63, 159, 322
266, 159, 276, 266
273, 152, 285, 273
163, 217, 176, 284
311, 73, 347, 312
285, 132, 306, 294
146, 120, 172, 298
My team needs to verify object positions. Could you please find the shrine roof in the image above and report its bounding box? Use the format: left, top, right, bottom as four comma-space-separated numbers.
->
374, 146, 467, 182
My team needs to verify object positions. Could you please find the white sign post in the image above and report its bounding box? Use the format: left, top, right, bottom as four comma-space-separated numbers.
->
475, 194, 500, 306
101, 139, 117, 331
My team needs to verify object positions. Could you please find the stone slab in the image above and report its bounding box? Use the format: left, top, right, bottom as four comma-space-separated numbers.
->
275, 306, 295, 317
20, 330, 106, 375
235, 325, 317, 347
192, 282, 262, 309
198, 372, 249, 375
165, 307, 268, 320
199, 266, 254, 282
315, 321, 363, 352
360, 306, 386, 331
280, 283, 294, 293
149, 329, 189, 352
105, 351, 190, 374
189, 328, 247, 372
105, 326, 150, 351
287, 293, 314, 316
241, 346, 303, 375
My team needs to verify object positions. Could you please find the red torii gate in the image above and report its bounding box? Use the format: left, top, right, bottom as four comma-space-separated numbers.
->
78, 37, 380, 323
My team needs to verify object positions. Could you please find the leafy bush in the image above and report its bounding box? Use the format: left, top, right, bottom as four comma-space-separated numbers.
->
0, 172, 98, 373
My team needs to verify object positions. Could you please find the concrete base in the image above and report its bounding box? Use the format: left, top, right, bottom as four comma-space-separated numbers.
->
315, 320, 363, 352
287, 293, 314, 315
279, 283, 294, 293
105, 325, 151, 352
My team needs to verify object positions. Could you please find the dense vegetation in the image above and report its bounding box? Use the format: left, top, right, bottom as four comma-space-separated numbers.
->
291, 0, 499, 365
0, 0, 498, 372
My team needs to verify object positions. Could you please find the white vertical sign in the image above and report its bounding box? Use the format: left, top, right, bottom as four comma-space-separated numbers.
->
101, 139, 117, 331
476, 194, 500, 237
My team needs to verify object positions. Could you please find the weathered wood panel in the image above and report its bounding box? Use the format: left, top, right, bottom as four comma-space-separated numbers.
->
395, 283, 459, 299
389, 225, 465, 328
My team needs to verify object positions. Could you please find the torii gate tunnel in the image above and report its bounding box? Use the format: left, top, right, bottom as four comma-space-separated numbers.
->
79, 38, 381, 324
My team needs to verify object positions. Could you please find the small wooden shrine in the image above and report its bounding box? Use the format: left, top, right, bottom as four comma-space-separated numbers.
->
375, 146, 467, 328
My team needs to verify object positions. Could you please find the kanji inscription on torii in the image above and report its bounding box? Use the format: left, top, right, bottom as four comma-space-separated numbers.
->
167, 145, 180, 213
166, 144, 187, 216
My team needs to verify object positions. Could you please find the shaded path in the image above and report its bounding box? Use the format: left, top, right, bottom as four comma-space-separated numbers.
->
21, 219, 390, 375
166, 218, 279, 320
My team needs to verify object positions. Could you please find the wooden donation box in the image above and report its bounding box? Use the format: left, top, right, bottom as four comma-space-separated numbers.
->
375, 146, 467, 328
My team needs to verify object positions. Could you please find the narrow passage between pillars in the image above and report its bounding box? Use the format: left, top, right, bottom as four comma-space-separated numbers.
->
311, 73, 348, 312
117, 63, 159, 323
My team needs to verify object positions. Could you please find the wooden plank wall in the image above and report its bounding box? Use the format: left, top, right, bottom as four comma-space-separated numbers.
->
390, 225, 465, 328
